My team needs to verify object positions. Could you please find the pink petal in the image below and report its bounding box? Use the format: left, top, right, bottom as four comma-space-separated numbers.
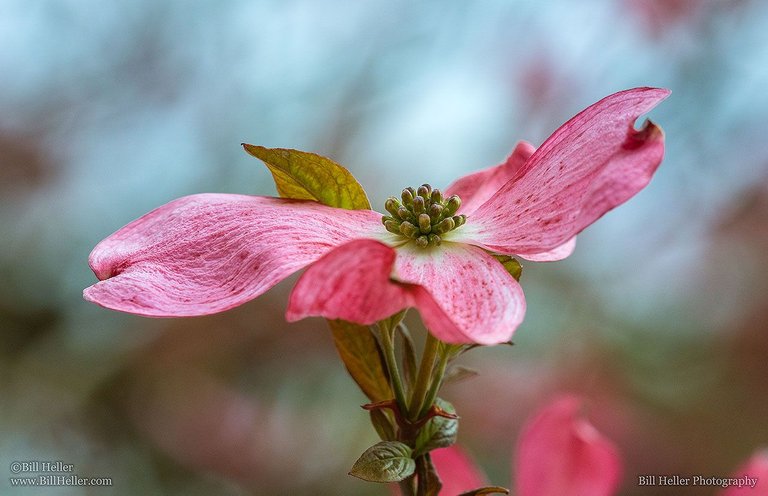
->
83, 194, 382, 316
721, 450, 768, 496
517, 236, 576, 262
515, 395, 623, 496
460, 87, 669, 255
285, 239, 429, 325
286, 240, 524, 345
445, 141, 536, 215
432, 446, 487, 495
394, 242, 525, 345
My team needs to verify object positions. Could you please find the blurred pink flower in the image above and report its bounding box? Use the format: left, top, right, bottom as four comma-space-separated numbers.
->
430, 446, 488, 495
515, 395, 623, 496
84, 88, 668, 344
625, 0, 704, 34
721, 450, 768, 496
435, 399, 768, 496
431, 394, 622, 496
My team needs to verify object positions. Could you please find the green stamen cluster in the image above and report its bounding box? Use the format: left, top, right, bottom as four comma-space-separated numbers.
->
382, 184, 466, 248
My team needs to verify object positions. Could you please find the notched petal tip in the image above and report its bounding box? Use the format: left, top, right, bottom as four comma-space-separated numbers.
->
463, 86, 670, 255
623, 119, 664, 151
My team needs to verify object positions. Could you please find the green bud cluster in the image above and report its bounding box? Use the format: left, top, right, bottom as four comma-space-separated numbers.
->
382, 184, 467, 248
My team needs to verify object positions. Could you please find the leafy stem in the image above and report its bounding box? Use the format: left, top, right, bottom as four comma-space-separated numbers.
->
366, 316, 455, 496
408, 331, 440, 420
379, 312, 409, 414
418, 344, 450, 419
399, 478, 417, 496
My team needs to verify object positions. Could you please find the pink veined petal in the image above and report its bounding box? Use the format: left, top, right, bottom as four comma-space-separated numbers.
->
286, 239, 524, 345
394, 242, 525, 345
286, 239, 420, 324
432, 446, 487, 495
460, 87, 670, 255
517, 236, 576, 262
721, 450, 768, 496
83, 194, 382, 317
444, 141, 536, 215
515, 395, 623, 496
285, 239, 471, 342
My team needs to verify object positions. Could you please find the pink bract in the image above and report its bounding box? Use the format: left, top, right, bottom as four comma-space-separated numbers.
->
515, 395, 623, 496
84, 87, 669, 344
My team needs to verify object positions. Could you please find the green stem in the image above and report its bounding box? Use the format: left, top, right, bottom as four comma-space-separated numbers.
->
418, 346, 449, 419
399, 478, 416, 496
379, 319, 408, 413
408, 332, 440, 420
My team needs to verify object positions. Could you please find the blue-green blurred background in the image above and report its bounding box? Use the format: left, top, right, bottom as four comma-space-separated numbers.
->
2, 1, 767, 494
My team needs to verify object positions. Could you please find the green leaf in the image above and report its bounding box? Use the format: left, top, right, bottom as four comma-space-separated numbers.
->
443, 365, 479, 385
414, 398, 458, 457
349, 441, 415, 483
458, 486, 510, 496
328, 320, 393, 403
242, 144, 371, 210
492, 255, 522, 281
369, 408, 396, 442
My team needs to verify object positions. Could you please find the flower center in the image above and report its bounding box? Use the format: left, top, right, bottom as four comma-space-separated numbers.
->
381, 184, 466, 248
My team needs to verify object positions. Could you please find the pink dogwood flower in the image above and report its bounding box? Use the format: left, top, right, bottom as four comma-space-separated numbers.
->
429, 394, 622, 496
84, 87, 668, 344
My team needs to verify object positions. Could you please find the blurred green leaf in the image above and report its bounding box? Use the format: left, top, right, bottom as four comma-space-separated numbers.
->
369, 408, 396, 442
242, 144, 371, 210
396, 323, 418, 391
492, 255, 522, 281
414, 398, 458, 457
349, 441, 415, 483
443, 365, 479, 385
328, 320, 393, 403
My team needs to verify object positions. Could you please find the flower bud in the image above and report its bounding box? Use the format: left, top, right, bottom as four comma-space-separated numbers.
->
417, 184, 432, 200
384, 220, 402, 235
399, 221, 418, 238
435, 217, 455, 234
430, 188, 444, 204
452, 214, 466, 228
397, 206, 411, 220
444, 195, 461, 216
416, 235, 429, 248
385, 197, 402, 217
428, 234, 441, 246
401, 188, 414, 206
418, 213, 432, 233
429, 203, 443, 222
413, 196, 426, 214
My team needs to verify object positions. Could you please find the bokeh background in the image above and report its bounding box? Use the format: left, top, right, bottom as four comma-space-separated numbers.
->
2, 0, 767, 494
